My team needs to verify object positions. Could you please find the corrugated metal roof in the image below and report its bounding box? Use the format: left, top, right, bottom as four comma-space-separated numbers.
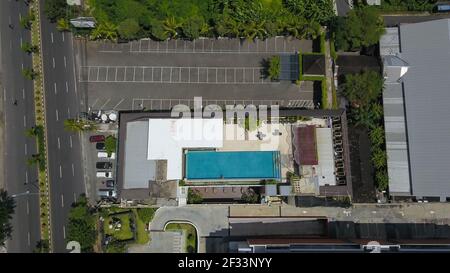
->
400, 19, 450, 199
123, 121, 156, 189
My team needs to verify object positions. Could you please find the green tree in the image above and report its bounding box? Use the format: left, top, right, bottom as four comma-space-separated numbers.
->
66, 195, 96, 252
56, 18, 70, 32
241, 189, 259, 204
22, 68, 38, 80
370, 125, 386, 147
34, 239, 50, 253
0, 190, 16, 246
163, 17, 182, 38
183, 16, 204, 40
44, 0, 68, 23
342, 71, 384, 108
117, 18, 140, 40
267, 55, 280, 81
21, 42, 38, 54
187, 189, 203, 204
333, 6, 385, 51
104, 135, 117, 156
20, 11, 35, 30
64, 119, 96, 132
90, 22, 118, 41
150, 20, 169, 41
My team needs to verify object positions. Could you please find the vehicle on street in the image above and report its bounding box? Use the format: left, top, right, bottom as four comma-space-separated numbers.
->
105, 180, 115, 188
96, 171, 113, 178
98, 152, 116, 159
98, 189, 117, 199
90, 135, 105, 142
96, 142, 105, 150
96, 162, 113, 169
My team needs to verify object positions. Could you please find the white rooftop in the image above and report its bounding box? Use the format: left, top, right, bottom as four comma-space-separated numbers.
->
316, 128, 336, 186
147, 118, 223, 180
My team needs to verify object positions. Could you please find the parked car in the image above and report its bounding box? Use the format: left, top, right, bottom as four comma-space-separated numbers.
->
96, 171, 113, 178
98, 189, 116, 199
89, 135, 105, 143
97, 152, 116, 159
96, 142, 105, 150
96, 162, 112, 169
105, 180, 115, 188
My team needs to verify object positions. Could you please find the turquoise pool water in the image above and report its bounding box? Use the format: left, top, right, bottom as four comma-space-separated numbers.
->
185, 151, 281, 180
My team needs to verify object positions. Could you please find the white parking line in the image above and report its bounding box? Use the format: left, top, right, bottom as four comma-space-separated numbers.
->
59, 165, 63, 178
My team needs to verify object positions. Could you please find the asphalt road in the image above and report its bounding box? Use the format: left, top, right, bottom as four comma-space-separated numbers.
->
0, 0, 41, 252
39, 0, 86, 252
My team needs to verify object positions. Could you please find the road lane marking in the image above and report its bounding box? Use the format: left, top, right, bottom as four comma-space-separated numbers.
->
25, 143, 27, 155
27, 232, 30, 246
57, 137, 60, 149
72, 164, 75, 177
67, 108, 70, 118
52, 57, 55, 68
74, 192, 77, 202
25, 171, 29, 183
69, 135, 73, 148
62, 32, 65, 42
23, 115, 26, 127
21, 63, 24, 70
61, 194, 64, 208
26, 200, 29, 215
51, 32, 54, 43
63, 225, 66, 239
55, 109, 59, 121
65, 81, 68, 93
22, 88, 25, 99
59, 165, 62, 178
3, 88, 6, 101
54, 82, 57, 94
64, 56, 67, 68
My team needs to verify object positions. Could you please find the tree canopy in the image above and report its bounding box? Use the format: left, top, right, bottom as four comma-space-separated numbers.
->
342, 70, 384, 109
0, 190, 15, 246
333, 6, 385, 51
66, 195, 96, 252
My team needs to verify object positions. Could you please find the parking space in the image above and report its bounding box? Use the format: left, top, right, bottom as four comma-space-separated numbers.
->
76, 37, 317, 112
96, 37, 312, 54
80, 65, 271, 84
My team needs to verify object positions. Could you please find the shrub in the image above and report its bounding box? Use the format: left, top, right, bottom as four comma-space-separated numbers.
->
187, 189, 203, 204
105, 135, 117, 156
268, 56, 281, 80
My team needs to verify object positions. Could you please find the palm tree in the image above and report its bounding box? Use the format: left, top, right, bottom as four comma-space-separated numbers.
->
163, 17, 182, 38
21, 42, 38, 54
64, 119, 96, 132
22, 68, 38, 80
56, 18, 70, 32
90, 22, 117, 41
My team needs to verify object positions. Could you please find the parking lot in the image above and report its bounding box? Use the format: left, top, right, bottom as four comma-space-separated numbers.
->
75, 37, 317, 112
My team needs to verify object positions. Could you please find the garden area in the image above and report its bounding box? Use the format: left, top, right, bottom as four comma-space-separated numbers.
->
165, 223, 197, 253
100, 207, 157, 253
377, 0, 438, 13
341, 70, 388, 192
77, 0, 335, 41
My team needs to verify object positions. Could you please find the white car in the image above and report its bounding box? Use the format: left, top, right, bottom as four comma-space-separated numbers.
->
96, 171, 113, 178
98, 189, 117, 199
97, 152, 116, 159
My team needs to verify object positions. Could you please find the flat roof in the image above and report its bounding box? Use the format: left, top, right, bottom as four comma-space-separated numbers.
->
293, 126, 318, 165
316, 128, 336, 186
147, 118, 223, 180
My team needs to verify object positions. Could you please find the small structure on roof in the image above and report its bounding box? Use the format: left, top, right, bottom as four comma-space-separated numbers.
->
70, 17, 96, 29
293, 125, 318, 166
279, 54, 300, 81
302, 54, 325, 76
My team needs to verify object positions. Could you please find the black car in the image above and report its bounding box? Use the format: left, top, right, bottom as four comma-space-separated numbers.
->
96, 162, 113, 169
96, 142, 105, 150
105, 180, 115, 188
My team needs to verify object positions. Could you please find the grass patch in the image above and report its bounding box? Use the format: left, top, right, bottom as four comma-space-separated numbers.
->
104, 214, 134, 241
165, 223, 197, 253
105, 135, 117, 156
321, 79, 328, 109
320, 32, 326, 54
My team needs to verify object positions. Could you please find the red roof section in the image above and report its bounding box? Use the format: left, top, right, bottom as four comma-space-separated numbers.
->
293, 126, 318, 165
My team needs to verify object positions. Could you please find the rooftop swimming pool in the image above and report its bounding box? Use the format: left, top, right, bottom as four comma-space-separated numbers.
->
185, 151, 281, 180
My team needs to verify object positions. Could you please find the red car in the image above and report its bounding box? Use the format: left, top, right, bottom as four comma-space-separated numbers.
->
89, 135, 105, 143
